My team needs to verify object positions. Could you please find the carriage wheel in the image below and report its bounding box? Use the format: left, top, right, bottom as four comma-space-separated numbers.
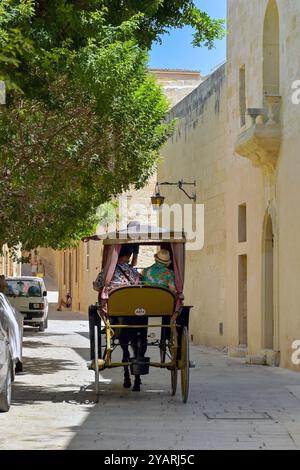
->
180, 327, 190, 404
171, 367, 178, 396
94, 326, 99, 395
160, 340, 167, 364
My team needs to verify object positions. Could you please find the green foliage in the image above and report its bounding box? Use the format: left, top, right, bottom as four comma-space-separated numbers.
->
0, 22, 172, 250
97, 201, 119, 232
0, 0, 34, 90
0, 0, 224, 251
102, 0, 225, 48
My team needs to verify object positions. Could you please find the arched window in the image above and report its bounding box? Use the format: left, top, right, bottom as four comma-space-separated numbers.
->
263, 0, 280, 95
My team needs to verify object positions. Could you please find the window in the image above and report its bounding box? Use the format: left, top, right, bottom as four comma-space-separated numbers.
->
263, 0, 280, 96
5, 250, 9, 276
68, 252, 72, 294
75, 248, 79, 284
238, 204, 247, 243
238, 255, 248, 347
86, 241, 90, 271
6, 279, 42, 298
63, 251, 66, 286
239, 66, 246, 127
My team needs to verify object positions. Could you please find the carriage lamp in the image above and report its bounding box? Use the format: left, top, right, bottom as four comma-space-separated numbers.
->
151, 180, 197, 209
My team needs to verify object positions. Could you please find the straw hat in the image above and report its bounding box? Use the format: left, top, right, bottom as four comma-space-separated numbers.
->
154, 249, 171, 266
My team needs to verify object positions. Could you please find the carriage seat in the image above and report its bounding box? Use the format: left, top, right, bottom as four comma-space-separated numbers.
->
108, 285, 175, 317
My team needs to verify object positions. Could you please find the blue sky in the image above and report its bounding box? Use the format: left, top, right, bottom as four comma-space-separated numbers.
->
149, 0, 227, 75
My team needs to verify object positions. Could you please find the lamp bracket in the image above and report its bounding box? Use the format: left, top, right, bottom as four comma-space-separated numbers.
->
156, 180, 197, 202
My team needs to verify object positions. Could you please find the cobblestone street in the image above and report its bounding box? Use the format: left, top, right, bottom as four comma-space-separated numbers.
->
1, 309, 300, 450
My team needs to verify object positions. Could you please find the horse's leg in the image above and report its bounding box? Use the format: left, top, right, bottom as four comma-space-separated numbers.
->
122, 344, 131, 389
116, 318, 131, 389
132, 375, 141, 391
133, 320, 149, 391
132, 333, 142, 392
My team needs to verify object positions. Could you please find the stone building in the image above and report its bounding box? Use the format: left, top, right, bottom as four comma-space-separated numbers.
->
158, 0, 300, 371
39, 69, 202, 314
0, 245, 21, 277
148, 69, 204, 107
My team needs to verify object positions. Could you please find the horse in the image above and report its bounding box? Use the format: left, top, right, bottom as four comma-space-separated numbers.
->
113, 316, 148, 392
89, 306, 148, 392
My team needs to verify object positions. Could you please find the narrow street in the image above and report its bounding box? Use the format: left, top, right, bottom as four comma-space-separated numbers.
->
1, 309, 300, 450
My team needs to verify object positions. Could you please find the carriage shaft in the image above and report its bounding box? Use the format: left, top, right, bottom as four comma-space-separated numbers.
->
105, 320, 177, 368
103, 361, 176, 369
108, 324, 174, 329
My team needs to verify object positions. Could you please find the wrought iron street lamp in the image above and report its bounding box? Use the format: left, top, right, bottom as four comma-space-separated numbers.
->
151, 180, 197, 210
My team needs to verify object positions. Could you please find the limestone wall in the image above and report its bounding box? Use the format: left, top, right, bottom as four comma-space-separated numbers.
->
158, 65, 228, 347
226, 0, 268, 354
275, 0, 300, 370
0, 245, 21, 277
38, 247, 60, 283
148, 69, 203, 107
158, 0, 300, 372
226, 0, 300, 369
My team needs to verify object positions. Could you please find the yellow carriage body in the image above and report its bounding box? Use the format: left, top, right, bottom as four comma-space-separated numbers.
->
108, 286, 175, 317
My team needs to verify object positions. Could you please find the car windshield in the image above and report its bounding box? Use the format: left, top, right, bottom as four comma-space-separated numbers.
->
6, 280, 42, 298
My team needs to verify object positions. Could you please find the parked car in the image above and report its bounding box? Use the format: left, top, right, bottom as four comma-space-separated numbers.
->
1, 294, 23, 372
0, 293, 23, 412
6, 277, 48, 332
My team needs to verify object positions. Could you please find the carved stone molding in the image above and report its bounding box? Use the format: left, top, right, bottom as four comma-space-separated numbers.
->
235, 96, 282, 175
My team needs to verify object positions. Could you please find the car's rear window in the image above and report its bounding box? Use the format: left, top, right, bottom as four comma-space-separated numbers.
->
6, 280, 42, 298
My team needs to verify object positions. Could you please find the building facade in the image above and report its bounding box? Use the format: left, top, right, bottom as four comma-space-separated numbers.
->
148, 69, 204, 107
0, 245, 21, 277
158, 0, 300, 371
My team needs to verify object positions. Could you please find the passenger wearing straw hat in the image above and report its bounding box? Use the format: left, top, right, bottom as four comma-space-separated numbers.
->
142, 249, 176, 292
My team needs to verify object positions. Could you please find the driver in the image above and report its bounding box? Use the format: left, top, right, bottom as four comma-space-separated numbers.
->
93, 245, 141, 292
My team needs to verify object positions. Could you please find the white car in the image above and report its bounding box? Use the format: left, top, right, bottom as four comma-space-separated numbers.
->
6, 277, 49, 332
0, 293, 23, 412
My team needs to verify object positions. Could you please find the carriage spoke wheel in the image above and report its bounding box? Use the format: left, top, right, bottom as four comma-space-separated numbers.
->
169, 328, 178, 396
180, 327, 190, 404
94, 326, 99, 395
160, 340, 166, 364
171, 367, 178, 396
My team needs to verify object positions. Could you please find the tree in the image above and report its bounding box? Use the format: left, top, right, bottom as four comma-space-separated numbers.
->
0, 1, 224, 251
0, 1, 34, 90
103, 0, 225, 48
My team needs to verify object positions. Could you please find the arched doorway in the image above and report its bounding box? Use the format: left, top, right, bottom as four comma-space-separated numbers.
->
263, 0, 280, 96
263, 215, 274, 349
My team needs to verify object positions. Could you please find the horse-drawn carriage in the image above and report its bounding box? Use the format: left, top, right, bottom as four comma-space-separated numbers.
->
86, 225, 193, 403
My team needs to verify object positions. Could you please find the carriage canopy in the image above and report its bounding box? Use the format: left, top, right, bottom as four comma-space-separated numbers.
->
93, 225, 186, 314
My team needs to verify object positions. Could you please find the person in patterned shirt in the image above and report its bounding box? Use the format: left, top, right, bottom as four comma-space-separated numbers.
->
93, 245, 141, 292
142, 249, 176, 292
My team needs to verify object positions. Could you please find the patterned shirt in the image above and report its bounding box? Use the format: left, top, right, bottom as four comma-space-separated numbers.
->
94, 263, 141, 291
142, 263, 176, 292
